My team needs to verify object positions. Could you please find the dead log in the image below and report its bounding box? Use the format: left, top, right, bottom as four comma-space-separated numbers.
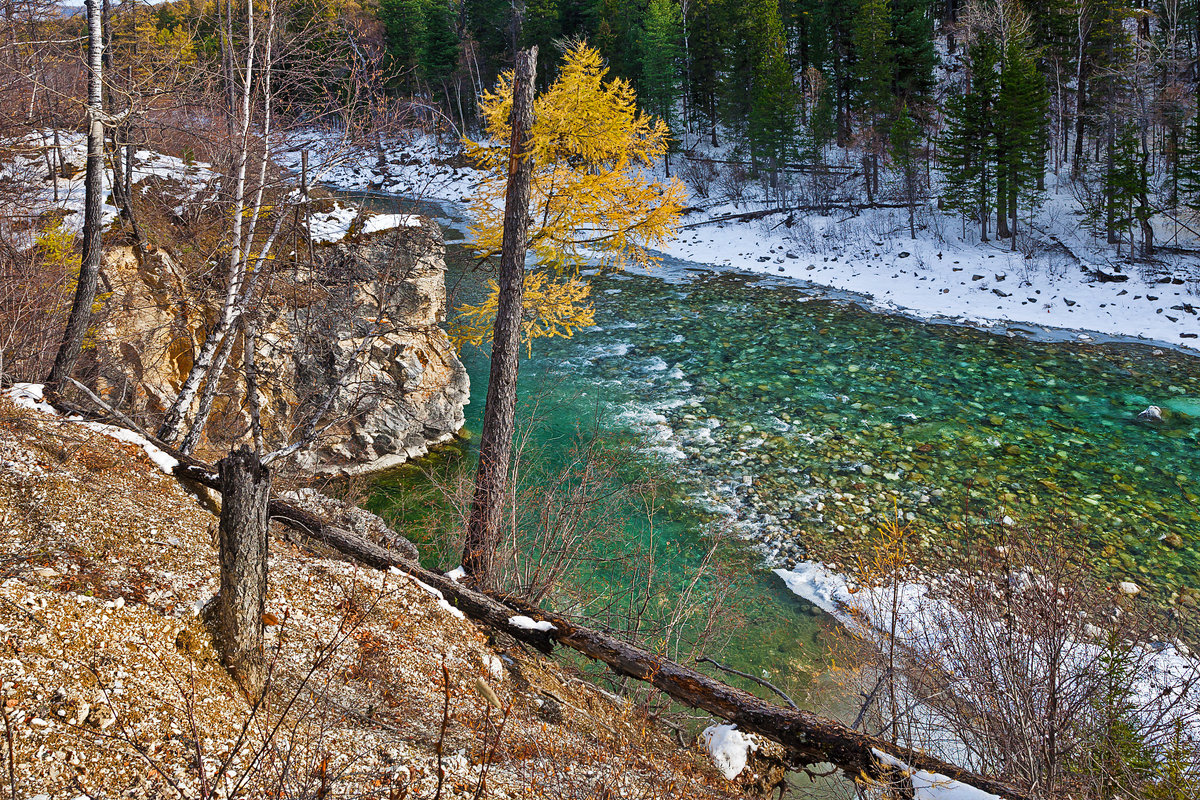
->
170, 457, 1027, 798
34, 396, 1027, 799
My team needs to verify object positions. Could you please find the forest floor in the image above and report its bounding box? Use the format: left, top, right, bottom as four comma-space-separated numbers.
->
285, 130, 1200, 354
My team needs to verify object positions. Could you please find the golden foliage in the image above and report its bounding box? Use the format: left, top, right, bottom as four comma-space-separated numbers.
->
457, 42, 686, 350
849, 513, 913, 593
36, 220, 108, 349
450, 271, 596, 353
35, 219, 80, 276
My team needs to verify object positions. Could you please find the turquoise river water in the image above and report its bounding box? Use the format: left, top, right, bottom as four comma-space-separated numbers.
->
359, 194, 1200, 703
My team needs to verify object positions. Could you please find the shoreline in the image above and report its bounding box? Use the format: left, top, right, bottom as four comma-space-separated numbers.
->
287, 131, 1200, 358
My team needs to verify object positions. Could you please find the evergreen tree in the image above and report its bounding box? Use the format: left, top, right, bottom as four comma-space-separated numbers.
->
423, 0, 461, 86
1179, 113, 1200, 215
939, 38, 999, 240
995, 34, 1048, 245
748, 22, 797, 176
380, 0, 429, 85
851, 0, 894, 201
891, 0, 936, 103
686, 0, 728, 144
890, 103, 924, 237
1104, 122, 1144, 257
639, 0, 684, 131
523, 0, 562, 58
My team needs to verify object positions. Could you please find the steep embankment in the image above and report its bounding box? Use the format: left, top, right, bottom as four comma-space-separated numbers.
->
0, 393, 758, 798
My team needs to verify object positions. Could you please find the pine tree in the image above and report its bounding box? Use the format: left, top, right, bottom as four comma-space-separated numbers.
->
890, 103, 924, 237
1179, 113, 1200, 216
852, 0, 895, 202
639, 0, 684, 132
939, 38, 999, 240
891, 0, 936, 103
748, 12, 797, 174
380, 0, 429, 86
422, 0, 460, 86
995, 34, 1048, 246
1104, 122, 1143, 257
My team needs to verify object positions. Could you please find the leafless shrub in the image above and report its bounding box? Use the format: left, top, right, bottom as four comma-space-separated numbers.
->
837, 519, 1200, 800
681, 156, 720, 200
718, 160, 750, 208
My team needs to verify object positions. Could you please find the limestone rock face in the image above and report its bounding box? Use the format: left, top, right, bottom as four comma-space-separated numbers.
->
95, 216, 469, 474
286, 220, 470, 474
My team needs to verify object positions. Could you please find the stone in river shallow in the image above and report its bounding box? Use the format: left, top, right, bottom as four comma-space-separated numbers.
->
1137, 405, 1163, 422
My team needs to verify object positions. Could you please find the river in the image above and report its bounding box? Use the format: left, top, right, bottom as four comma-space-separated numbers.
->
356, 192, 1200, 708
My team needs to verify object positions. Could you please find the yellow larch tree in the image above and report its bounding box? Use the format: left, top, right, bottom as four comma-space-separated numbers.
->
453, 42, 687, 350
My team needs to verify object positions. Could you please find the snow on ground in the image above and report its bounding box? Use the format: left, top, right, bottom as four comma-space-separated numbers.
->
700, 724, 759, 780
6, 383, 178, 473
775, 561, 1200, 739
1, 131, 216, 248
284, 128, 1200, 353
873, 749, 1001, 800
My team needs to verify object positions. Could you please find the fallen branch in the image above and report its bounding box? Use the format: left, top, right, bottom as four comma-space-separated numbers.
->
696, 655, 800, 711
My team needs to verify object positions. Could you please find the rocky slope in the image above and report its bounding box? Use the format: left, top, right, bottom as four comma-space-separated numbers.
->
93, 208, 468, 474
0, 393, 765, 799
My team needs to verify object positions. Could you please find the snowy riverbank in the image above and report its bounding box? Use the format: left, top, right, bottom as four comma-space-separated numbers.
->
284, 130, 1200, 354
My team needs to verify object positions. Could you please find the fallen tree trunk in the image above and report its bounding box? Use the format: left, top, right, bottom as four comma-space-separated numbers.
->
217, 475, 1031, 798
679, 201, 923, 230
38, 394, 1029, 799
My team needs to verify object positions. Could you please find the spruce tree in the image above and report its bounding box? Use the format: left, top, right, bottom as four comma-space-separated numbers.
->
851, 0, 895, 202
640, 0, 684, 131
1179, 113, 1200, 215
1104, 122, 1142, 257
890, 103, 923, 237
749, 25, 797, 179
891, 0, 936, 103
995, 35, 1048, 246
939, 38, 999, 240
380, 0, 429, 87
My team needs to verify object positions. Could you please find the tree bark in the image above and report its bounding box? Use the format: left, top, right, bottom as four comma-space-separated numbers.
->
214, 446, 271, 695
462, 46, 537, 589
46, 0, 104, 390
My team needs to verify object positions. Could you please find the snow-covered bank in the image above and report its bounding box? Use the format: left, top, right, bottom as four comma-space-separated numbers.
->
287, 130, 1200, 354
1, 130, 216, 247
775, 560, 1200, 741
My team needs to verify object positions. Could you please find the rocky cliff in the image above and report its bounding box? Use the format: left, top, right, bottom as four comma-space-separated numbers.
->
94, 212, 469, 474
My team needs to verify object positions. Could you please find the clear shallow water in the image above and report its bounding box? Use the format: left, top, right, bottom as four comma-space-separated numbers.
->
357, 192, 1200, 696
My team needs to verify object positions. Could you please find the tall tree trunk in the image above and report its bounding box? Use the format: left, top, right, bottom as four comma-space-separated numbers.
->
996, 166, 1011, 239
213, 446, 271, 695
462, 46, 538, 589
47, 0, 104, 390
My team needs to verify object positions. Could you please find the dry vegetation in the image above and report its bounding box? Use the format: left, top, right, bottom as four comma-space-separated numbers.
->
0, 394, 753, 799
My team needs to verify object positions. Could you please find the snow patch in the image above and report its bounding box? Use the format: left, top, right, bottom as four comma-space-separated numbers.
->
872, 749, 1001, 800
508, 615, 556, 632
362, 213, 421, 234
6, 384, 178, 473
700, 724, 759, 780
